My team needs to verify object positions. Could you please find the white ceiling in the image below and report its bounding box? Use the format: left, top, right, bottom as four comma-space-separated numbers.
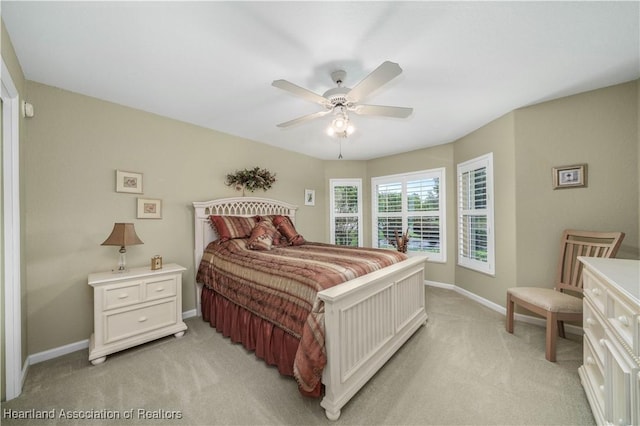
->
2, 1, 639, 160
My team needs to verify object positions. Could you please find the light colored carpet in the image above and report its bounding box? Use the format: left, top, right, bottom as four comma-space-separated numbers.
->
1, 287, 594, 425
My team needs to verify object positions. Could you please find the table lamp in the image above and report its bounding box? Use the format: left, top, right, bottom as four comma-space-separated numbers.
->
101, 223, 143, 272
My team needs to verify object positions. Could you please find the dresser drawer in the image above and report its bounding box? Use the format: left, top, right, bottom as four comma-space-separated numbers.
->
584, 298, 607, 365
583, 269, 607, 315
104, 300, 177, 344
145, 277, 176, 302
607, 289, 638, 351
583, 337, 605, 414
104, 281, 142, 310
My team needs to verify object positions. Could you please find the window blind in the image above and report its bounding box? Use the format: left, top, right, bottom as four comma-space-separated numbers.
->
372, 169, 446, 262
330, 179, 363, 247
457, 154, 494, 274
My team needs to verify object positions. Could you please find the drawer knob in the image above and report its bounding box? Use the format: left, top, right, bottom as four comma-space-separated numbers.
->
586, 318, 596, 326
155, 287, 165, 292
591, 288, 601, 296
599, 338, 606, 347
138, 316, 148, 323
586, 356, 595, 365
117, 293, 129, 299
618, 316, 629, 327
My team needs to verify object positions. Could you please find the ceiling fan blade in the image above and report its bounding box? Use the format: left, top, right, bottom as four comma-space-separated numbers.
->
276, 109, 332, 128
352, 104, 413, 118
272, 79, 330, 106
346, 61, 403, 103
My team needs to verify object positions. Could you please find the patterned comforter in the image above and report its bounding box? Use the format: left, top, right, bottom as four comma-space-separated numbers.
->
196, 239, 407, 392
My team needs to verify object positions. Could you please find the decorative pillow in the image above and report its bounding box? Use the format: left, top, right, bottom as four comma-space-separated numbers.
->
255, 215, 287, 246
247, 220, 278, 251
272, 215, 306, 246
209, 215, 257, 242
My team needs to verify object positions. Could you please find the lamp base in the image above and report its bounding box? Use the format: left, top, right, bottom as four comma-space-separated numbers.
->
111, 246, 127, 273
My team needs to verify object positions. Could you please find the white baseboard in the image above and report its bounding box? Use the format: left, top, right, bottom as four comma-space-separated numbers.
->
28, 309, 198, 366
29, 339, 89, 365
424, 280, 583, 336
182, 309, 197, 319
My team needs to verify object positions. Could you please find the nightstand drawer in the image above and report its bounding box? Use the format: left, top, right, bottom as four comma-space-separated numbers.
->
104, 282, 142, 310
145, 277, 176, 302
105, 300, 177, 344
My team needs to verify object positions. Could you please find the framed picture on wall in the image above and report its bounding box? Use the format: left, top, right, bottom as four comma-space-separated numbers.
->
116, 170, 143, 194
137, 198, 162, 219
305, 189, 315, 206
552, 164, 587, 189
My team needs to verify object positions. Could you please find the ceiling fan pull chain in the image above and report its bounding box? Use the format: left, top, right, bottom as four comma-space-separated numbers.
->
338, 140, 343, 159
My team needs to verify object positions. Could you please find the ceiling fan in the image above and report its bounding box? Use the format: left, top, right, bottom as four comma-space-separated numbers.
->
272, 61, 413, 132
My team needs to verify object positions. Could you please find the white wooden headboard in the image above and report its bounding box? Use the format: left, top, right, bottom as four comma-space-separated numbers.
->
192, 196, 298, 272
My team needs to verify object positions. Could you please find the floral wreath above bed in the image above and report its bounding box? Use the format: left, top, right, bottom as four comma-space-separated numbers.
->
225, 167, 276, 194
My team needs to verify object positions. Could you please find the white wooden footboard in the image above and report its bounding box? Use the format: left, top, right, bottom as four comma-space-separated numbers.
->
318, 255, 428, 420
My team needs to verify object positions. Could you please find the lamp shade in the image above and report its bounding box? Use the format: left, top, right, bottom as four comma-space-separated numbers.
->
101, 223, 144, 247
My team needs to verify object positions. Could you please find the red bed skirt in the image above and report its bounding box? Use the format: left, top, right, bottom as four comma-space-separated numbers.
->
201, 285, 321, 397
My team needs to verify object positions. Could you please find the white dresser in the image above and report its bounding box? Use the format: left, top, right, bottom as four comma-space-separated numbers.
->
88, 263, 188, 365
578, 257, 640, 426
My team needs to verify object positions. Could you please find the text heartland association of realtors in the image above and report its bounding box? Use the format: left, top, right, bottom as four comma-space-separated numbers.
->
3, 408, 183, 420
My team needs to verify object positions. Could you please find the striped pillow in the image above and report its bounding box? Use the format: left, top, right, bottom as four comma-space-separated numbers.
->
247, 220, 278, 251
209, 215, 257, 242
255, 215, 287, 246
272, 215, 306, 246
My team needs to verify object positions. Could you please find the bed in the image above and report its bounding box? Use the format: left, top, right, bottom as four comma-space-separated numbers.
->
193, 196, 428, 420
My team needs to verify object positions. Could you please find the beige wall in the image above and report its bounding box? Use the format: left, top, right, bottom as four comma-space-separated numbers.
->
453, 113, 518, 306
1, 19, 28, 401
23, 82, 327, 354
514, 81, 639, 292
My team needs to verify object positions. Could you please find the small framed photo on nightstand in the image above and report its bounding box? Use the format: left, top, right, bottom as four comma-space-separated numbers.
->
151, 255, 163, 270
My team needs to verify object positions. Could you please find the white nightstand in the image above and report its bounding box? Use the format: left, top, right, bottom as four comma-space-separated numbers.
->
88, 263, 188, 365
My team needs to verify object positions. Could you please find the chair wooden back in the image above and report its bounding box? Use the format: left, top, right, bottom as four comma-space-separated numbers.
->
555, 229, 625, 294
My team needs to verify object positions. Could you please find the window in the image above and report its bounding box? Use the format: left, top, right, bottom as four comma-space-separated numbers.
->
457, 153, 494, 275
330, 179, 363, 247
372, 169, 446, 262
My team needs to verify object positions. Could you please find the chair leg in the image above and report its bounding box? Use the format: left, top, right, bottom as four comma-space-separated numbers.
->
546, 312, 558, 362
506, 293, 514, 334
558, 320, 566, 338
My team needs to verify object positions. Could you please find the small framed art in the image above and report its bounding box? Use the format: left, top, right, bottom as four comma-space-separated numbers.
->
552, 164, 587, 189
137, 198, 162, 219
116, 170, 143, 194
305, 189, 315, 206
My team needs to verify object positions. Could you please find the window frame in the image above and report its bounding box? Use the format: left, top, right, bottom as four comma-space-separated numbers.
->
457, 153, 495, 275
371, 168, 446, 262
329, 178, 363, 247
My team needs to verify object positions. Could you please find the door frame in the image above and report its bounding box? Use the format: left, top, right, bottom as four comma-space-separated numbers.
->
2, 57, 23, 400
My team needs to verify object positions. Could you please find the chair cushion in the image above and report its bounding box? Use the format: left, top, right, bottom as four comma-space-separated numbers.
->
507, 287, 582, 313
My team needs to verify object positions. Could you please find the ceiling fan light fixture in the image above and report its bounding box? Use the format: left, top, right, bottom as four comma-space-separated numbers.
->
327, 113, 354, 138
